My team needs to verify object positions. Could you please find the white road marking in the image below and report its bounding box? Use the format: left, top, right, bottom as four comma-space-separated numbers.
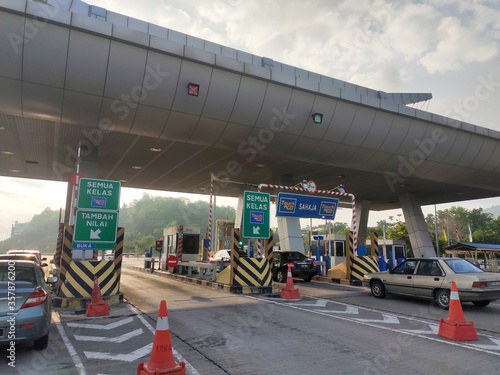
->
317, 306, 359, 315
74, 328, 143, 343
248, 295, 500, 357
466, 338, 500, 351
400, 324, 439, 335
127, 303, 201, 375
53, 312, 86, 375
84, 343, 152, 362
352, 314, 400, 324
286, 299, 329, 307
66, 316, 133, 330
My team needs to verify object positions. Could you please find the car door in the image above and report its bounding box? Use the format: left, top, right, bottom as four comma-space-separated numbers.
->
385, 260, 418, 295
412, 260, 444, 298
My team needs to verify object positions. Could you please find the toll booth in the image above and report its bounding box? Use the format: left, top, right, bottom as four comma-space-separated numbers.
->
311, 234, 346, 267
163, 226, 201, 262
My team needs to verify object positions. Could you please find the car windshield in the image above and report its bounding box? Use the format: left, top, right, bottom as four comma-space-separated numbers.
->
283, 252, 307, 261
0, 255, 40, 264
444, 259, 483, 273
0, 264, 36, 282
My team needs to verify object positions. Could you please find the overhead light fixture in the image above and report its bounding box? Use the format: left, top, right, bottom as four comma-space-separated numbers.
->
187, 83, 200, 96
120, 179, 128, 183
0, 126, 5, 131
149, 147, 162, 152
312, 113, 323, 124
336, 174, 345, 178
330, 184, 346, 194
25, 160, 39, 164
131, 166, 142, 170
9, 169, 19, 173
1, 151, 13, 155
256, 163, 265, 168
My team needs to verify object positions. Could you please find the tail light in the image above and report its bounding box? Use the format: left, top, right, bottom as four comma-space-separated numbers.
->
472, 281, 488, 288
313, 261, 316, 266
21, 289, 48, 309
288, 262, 295, 267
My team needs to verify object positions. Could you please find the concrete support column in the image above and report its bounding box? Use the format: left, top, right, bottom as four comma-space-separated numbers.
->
399, 193, 436, 258
234, 191, 244, 230
356, 200, 370, 248
277, 217, 304, 253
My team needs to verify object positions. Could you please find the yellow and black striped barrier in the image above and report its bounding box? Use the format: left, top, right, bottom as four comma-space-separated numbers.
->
57, 226, 124, 299
229, 228, 241, 286
233, 258, 272, 287
370, 232, 379, 258
264, 230, 274, 263
350, 256, 380, 281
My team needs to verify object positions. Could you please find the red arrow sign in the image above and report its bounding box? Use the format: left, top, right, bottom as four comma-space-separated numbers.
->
166, 255, 178, 268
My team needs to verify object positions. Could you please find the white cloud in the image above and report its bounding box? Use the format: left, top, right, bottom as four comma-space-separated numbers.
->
421, 16, 499, 74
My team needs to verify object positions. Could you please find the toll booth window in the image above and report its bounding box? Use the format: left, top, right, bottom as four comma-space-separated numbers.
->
335, 241, 344, 257
182, 235, 200, 254
394, 246, 405, 259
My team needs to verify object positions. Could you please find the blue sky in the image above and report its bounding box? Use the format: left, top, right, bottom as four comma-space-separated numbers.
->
1, 0, 500, 240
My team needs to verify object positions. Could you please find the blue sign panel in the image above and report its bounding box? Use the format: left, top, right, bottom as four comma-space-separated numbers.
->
250, 211, 264, 224
91, 196, 107, 207
73, 243, 95, 249
276, 193, 339, 219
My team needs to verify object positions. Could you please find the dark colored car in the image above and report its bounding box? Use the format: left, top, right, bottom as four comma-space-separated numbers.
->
271, 251, 317, 282
0, 260, 58, 350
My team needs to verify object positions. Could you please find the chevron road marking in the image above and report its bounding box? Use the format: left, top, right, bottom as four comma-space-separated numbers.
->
84, 343, 152, 362
400, 324, 439, 335
74, 328, 143, 343
317, 306, 359, 315
286, 299, 329, 307
466, 338, 500, 351
352, 314, 400, 324
67, 316, 134, 330
249, 295, 500, 358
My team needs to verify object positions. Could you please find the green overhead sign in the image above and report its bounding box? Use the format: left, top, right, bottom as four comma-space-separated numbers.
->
74, 209, 118, 244
242, 191, 270, 239
77, 178, 121, 211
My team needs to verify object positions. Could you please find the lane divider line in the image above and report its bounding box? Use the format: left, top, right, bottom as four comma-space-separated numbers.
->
66, 316, 134, 330
52, 312, 87, 375
74, 328, 144, 343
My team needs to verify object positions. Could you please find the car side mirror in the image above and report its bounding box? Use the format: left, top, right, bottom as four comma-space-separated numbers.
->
42, 257, 47, 261
388, 268, 394, 274
46, 276, 58, 284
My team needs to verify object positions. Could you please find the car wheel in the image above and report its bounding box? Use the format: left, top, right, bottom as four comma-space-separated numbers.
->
34, 333, 49, 350
472, 300, 491, 307
303, 275, 312, 282
435, 289, 451, 309
276, 269, 287, 283
370, 280, 386, 298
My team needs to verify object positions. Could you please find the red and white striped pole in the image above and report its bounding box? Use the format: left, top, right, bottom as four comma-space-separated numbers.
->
257, 239, 262, 257
177, 225, 183, 262
257, 183, 357, 254
207, 176, 214, 261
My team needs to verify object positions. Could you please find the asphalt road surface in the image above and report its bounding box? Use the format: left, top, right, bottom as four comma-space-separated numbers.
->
2, 261, 500, 375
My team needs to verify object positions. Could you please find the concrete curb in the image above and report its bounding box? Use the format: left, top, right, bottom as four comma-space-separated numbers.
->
131, 266, 280, 294
313, 275, 363, 286
52, 292, 123, 309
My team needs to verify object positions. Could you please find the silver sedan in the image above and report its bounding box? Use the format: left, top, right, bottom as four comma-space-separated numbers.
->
363, 257, 500, 308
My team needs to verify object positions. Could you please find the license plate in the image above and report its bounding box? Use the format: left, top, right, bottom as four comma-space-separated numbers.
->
0, 328, 4, 338
489, 281, 500, 287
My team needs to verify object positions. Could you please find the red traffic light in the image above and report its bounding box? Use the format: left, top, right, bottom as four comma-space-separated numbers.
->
155, 240, 163, 252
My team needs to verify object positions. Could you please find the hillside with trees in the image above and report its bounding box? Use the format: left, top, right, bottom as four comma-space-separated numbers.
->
0, 194, 235, 254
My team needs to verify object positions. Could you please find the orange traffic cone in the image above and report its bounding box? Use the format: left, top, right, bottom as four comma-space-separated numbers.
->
137, 300, 185, 375
86, 276, 109, 317
438, 281, 478, 341
280, 265, 300, 300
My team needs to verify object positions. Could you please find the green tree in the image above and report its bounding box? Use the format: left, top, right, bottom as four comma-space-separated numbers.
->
386, 221, 412, 256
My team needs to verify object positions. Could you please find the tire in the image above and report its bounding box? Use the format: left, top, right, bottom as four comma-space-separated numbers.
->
276, 269, 287, 283
370, 280, 386, 298
303, 275, 312, 282
34, 333, 49, 350
472, 300, 491, 307
435, 289, 451, 309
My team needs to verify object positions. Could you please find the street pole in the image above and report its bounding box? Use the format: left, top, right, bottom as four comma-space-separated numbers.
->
435, 204, 439, 254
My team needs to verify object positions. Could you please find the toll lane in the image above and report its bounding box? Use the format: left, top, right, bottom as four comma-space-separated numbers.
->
120, 265, 500, 375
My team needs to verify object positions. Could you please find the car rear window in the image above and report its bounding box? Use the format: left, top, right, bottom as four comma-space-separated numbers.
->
283, 252, 307, 261
444, 259, 483, 273
0, 264, 36, 282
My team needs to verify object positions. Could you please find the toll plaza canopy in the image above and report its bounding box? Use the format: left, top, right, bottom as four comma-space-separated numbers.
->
1, 0, 500, 213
